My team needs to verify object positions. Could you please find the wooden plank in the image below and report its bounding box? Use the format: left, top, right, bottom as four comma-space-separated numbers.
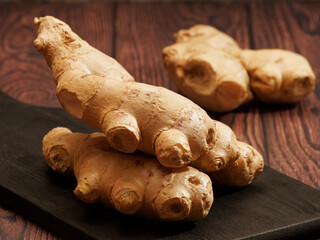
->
0, 2, 114, 108
0, 206, 59, 240
115, 2, 267, 163
249, 1, 320, 189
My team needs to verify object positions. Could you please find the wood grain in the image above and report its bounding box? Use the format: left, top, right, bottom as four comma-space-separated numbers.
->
0, 2, 114, 108
0, 206, 60, 240
0, 1, 319, 239
249, 1, 320, 188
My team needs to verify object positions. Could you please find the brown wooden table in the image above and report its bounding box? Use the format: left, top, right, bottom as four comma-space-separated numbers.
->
0, 1, 319, 239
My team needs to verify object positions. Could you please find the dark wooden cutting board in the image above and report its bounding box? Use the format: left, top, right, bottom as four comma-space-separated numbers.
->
0, 90, 319, 240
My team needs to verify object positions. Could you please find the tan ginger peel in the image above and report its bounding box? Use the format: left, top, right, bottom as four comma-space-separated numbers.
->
163, 25, 315, 111
34, 16, 243, 172
43, 127, 214, 221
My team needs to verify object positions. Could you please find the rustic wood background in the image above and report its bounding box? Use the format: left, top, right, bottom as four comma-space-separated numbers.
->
0, 1, 319, 239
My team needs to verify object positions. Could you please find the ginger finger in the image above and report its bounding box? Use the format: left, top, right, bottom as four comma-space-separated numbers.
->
163, 47, 252, 112
163, 25, 252, 112
174, 24, 241, 56
240, 49, 316, 103
154, 129, 192, 168
34, 16, 242, 171
191, 120, 239, 172
209, 141, 264, 186
43, 127, 213, 221
101, 110, 141, 153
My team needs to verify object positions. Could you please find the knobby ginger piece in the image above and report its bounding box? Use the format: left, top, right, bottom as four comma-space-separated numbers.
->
163, 24, 253, 112
34, 16, 244, 172
210, 141, 264, 186
163, 25, 315, 111
43, 127, 213, 221
241, 49, 315, 103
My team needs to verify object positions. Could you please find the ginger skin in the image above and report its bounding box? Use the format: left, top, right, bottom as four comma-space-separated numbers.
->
163, 25, 252, 112
34, 16, 241, 172
43, 127, 214, 221
240, 49, 316, 103
209, 141, 264, 186
163, 25, 315, 111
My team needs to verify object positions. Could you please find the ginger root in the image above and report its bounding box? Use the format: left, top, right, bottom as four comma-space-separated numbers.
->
240, 49, 316, 103
163, 25, 252, 112
163, 25, 315, 111
43, 127, 213, 221
209, 141, 264, 186
34, 16, 243, 172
